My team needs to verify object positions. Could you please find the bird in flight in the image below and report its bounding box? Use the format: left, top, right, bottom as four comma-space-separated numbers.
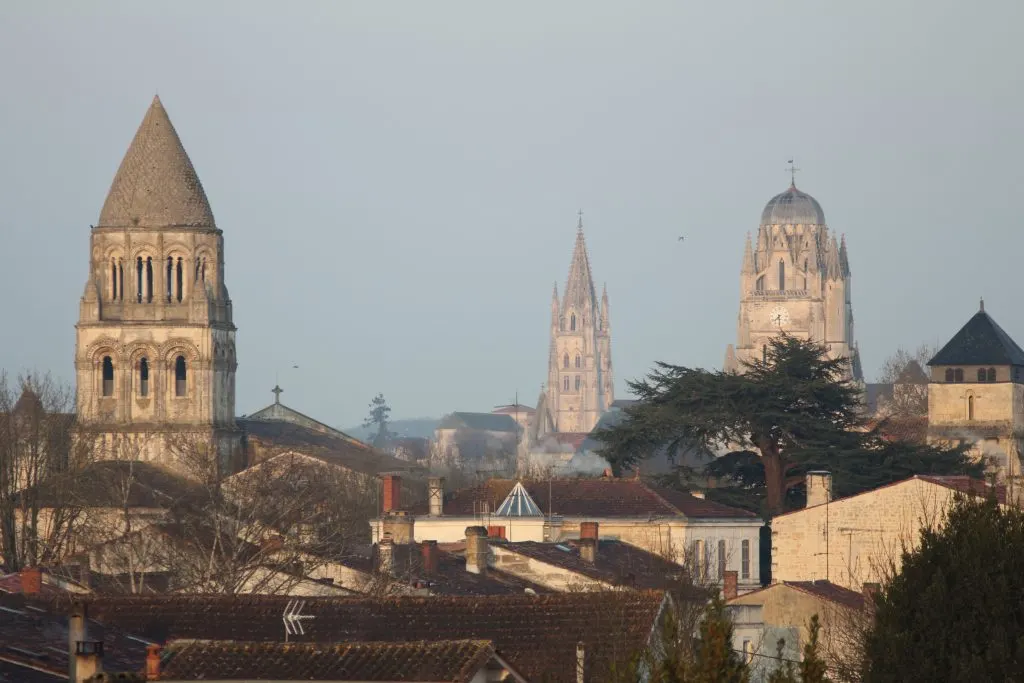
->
678, 236, 686, 242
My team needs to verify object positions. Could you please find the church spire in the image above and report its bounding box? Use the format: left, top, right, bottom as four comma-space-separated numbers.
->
741, 233, 755, 274
563, 213, 597, 310
839, 234, 850, 277
825, 235, 842, 280
98, 95, 215, 230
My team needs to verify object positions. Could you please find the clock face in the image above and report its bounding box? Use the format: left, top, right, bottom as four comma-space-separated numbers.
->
769, 306, 791, 327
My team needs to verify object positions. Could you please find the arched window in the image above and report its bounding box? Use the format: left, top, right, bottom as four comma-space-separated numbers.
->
954, 368, 964, 383
563, 353, 569, 369
111, 258, 118, 300
117, 260, 123, 300
176, 258, 183, 302
166, 257, 173, 302
575, 354, 581, 369
563, 376, 569, 391
756, 276, 765, 293
145, 257, 153, 303
988, 368, 997, 382
978, 368, 987, 382
968, 395, 975, 421
570, 314, 576, 331
102, 356, 114, 397
174, 356, 187, 397
575, 375, 581, 391
136, 257, 143, 302
778, 259, 785, 291
945, 368, 955, 382
139, 358, 149, 397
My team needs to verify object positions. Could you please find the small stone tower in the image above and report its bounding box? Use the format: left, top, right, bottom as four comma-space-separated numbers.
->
75, 96, 241, 472
726, 179, 861, 379
543, 215, 614, 434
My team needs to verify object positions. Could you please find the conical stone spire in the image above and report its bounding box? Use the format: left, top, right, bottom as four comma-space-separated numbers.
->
741, 233, 755, 274
98, 95, 216, 230
839, 235, 850, 277
563, 216, 597, 311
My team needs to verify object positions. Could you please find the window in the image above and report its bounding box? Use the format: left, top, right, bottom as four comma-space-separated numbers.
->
955, 368, 964, 383
741, 539, 750, 580
575, 354, 581, 369
563, 376, 569, 391
778, 259, 785, 290
102, 356, 114, 397
945, 368, 954, 382
988, 367, 997, 382
570, 314, 576, 331
111, 258, 118, 300
175, 356, 187, 397
693, 540, 705, 579
563, 353, 569, 369
166, 257, 173, 301
139, 358, 149, 397
742, 640, 753, 664
717, 539, 726, 579
762, 344, 767, 363
176, 258, 183, 302
136, 257, 143, 303
117, 261, 123, 300
145, 257, 153, 303
575, 375, 581, 391
978, 368, 987, 382
968, 395, 975, 421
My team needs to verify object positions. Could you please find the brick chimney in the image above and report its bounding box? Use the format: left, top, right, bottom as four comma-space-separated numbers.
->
580, 521, 599, 540
378, 534, 395, 576
806, 471, 832, 508
74, 641, 103, 683
146, 643, 161, 681
421, 540, 439, 575
465, 526, 489, 575
20, 566, 42, 594
579, 522, 599, 564
428, 476, 444, 516
723, 570, 738, 600
382, 474, 402, 513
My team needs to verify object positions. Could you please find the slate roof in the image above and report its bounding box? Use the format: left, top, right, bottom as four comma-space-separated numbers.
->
98, 96, 216, 230
47, 592, 667, 682
436, 412, 520, 433
409, 478, 757, 519
160, 639, 507, 682
19, 460, 203, 509
493, 539, 690, 591
928, 308, 1024, 367
240, 418, 418, 477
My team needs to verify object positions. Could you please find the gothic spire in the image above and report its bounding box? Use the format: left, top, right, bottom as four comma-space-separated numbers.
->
550, 282, 560, 329
563, 214, 598, 311
98, 95, 215, 230
825, 235, 842, 280
741, 233, 755, 274
839, 234, 850, 277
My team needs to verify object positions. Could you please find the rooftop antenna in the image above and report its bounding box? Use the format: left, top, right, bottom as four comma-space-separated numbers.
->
786, 159, 800, 188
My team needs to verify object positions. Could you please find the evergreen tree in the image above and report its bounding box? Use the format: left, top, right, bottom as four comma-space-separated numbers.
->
645, 595, 750, 683
864, 494, 1024, 682
598, 335, 975, 516
362, 393, 393, 449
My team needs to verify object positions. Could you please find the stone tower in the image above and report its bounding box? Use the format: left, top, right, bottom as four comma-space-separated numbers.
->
75, 96, 241, 472
543, 216, 614, 433
725, 180, 862, 379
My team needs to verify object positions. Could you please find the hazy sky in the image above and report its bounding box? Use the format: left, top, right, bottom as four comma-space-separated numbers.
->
2, 1, 1023, 427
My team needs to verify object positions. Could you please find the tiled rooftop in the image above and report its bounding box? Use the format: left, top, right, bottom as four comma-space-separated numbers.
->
783, 580, 866, 611
18, 460, 203, 509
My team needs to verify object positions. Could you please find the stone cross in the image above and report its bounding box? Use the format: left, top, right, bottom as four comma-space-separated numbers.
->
272, 384, 283, 404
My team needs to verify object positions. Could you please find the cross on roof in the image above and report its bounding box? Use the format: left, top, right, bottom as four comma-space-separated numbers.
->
272, 384, 283, 404
786, 159, 800, 187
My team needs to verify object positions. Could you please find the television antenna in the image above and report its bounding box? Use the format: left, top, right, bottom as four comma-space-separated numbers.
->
282, 599, 314, 641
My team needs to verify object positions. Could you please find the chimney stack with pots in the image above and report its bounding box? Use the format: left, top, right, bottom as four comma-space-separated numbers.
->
806, 471, 832, 508
465, 526, 489, 575
381, 511, 414, 544
68, 602, 87, 683
20, 566, 42, 595
146, 644, 161, 681
74, 641, 104, 683
421, 540, 439, 575
382, 474, 402, 513
378, 534, 395, 576
723, 570, 738, 600
579, 522, 599, 564
428, 476, 445, 516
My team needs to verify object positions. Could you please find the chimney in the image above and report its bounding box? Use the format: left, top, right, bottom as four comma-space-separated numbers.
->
20, 566, 42, 594
378, 534, 395, 576
580, 521, 599, 540
381, 511, 415, 544
690, 490, 706, 500
723, 570, 738, 600
428, 476, 444, 516
69, 601, 87, 683
465, 526, 489, 575
382, 474, 402, 513
74, 641, 104, 683
806, 471, 832, 508
146, 643, 161, 681
421, 540, 439, 575
576, 642, 585, 683
579, 522, 599, 564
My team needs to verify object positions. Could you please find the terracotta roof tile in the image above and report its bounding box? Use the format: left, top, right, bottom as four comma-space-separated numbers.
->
160, 639, 500, 682
784, 580, 866, 611
18, 460, 203, 509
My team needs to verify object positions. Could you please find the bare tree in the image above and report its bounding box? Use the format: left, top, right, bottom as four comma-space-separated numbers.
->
0, 372, 92, 571
875, 344, 936, 418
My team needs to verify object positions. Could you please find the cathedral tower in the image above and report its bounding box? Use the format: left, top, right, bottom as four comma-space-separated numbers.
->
75, 96, 240, 471
543, 215, 614, 434
726, 178, 861, 379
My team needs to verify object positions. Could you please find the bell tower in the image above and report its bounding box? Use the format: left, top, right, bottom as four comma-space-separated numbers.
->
75, 96, 241, 472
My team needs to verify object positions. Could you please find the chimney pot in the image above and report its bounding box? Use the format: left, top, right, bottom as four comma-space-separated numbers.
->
806, 471, 832, 508
428, 476, 445, 516
20, 566, 42, 595
146, 643, 161, 681
723, 570, 739, 600
465, 526, 489, 575
382, 474, 402, 513
421, 540, 439, 575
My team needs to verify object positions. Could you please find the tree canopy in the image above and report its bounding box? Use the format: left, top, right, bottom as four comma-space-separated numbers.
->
864, 494, 1024, 682
362, 393, 394, 449
598, 335, 976, 516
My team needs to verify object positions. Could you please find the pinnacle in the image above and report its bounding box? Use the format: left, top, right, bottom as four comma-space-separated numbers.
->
98, 96, 215, 230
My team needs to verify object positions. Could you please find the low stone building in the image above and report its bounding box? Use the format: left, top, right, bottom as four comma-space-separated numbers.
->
771, 471, 1004, 591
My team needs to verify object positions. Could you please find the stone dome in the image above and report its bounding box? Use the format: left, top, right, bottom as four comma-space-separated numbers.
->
760, 184, 826, 225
